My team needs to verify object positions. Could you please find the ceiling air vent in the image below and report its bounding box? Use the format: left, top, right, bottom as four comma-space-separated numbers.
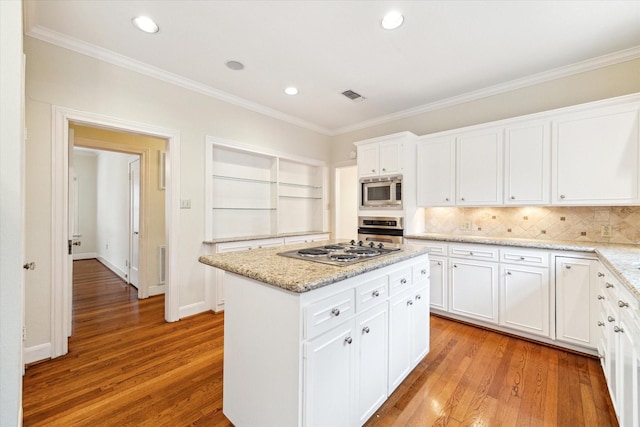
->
342, 90, 366, 102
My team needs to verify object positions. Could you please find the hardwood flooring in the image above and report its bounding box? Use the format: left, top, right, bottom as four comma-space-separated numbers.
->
22, 259, 617, 426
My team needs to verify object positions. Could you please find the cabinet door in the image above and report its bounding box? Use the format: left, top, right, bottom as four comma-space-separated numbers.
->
411, 286, 430, 366
304, 320, 356, 427
388, 290, 413, 394
429, 256, 447, 311
357, 144, 380, 178
504, 121, 550, 205
450, 259, 499, 323
555, 257, 597, 348
357, 304, 388, 424
499, 264, 550, 337
456, 128, 503, 205
552, 104, 640, 204
379, 140, 402, 175
416, 136, 455, 206
616, 309, 638, 427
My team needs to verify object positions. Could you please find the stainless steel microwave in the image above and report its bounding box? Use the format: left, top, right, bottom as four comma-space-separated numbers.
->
360, 175, 402, 209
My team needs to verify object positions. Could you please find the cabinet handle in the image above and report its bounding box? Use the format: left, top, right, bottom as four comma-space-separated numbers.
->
605, 282, 614, 289
511, 196, 515, 200
437, 261, 442, 266
453, 264, 458, 268
362, 326, 370, 334
407, 300, 414, 306
598, 321, 605, 327
597, 272, 605, 277
400, 278, 407, 284
614, 326, 624, 333
608, 315, 616, 323
560, 194, 566, 199
371, 169, 375, 173
416, 294, 422, 300
597, 295, 605, 300
445, 197, 449, 202
372, 290, 380, 298
469, 252, 474, 256
421, 269, 427, 275
344, 337, 353, 344
382, 168, 386, 172
23, 262, 36, 270
565, 265, 572, 269
618, 300, 629, 308
506, 271, 512, 275
331, 308, 340, 317
520, 256, 525, 260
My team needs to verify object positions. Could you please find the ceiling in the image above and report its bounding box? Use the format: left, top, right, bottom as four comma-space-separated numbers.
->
24, 1, 640, 135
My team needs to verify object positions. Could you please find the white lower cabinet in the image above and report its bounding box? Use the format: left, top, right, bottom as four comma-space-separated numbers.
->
357, 304, 389, 424
555, 256, 599, 348
429, 256, 448, 311
499, 264, 549, 337
305, 319, 356, 427
450, 259, 499, 324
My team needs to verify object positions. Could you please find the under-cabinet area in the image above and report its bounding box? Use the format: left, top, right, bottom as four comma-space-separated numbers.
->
205, 137, 328, 240
406, 236, 640, 427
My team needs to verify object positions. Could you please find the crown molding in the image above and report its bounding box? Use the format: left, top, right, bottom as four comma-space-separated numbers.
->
333, 45, 640, 135
25, 25, 334, 136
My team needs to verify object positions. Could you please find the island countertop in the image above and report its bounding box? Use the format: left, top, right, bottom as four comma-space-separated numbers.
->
198, 241, 429, 293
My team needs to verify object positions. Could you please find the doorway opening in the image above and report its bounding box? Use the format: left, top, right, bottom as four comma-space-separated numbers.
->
51, 106, 181, 359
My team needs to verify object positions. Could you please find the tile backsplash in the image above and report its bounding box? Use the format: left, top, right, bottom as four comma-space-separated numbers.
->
423, 206, 640, 245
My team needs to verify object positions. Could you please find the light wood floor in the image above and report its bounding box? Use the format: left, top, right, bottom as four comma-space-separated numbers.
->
22, 259, 617, 426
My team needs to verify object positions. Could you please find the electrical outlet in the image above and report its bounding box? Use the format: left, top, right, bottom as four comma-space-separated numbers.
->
22, 326, 26, 342
601, 225, 612, 237
460, 221, 471, 231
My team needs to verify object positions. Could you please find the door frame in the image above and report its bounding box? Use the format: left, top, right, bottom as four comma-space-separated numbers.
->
51, 106, 181, 358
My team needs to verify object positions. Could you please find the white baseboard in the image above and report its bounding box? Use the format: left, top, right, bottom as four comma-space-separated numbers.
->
178, 301, 209, 319
96, 256, 127, 281
73, 252, 97, 260
24, 342, 51, 364
148, 284, 165, 296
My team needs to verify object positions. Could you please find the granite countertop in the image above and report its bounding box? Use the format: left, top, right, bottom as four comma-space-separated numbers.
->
203, 231, 328, 244
405, 233, 640, 301
198, 240, 429, 293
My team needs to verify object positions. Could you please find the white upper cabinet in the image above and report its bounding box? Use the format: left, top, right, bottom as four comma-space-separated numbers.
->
504, 121, 550, 205
552, 103, 640, 205
416, 135, 455, 206
456, 127, 503, 205
378, 140, 403, 176
357, 143, 380, 178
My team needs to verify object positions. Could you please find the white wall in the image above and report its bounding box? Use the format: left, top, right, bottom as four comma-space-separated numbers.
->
334, 164, 358, 239
23, 36, 332, 355
72, 150, 98, 258
0, 0, 23, 424
95, 151, 138, 279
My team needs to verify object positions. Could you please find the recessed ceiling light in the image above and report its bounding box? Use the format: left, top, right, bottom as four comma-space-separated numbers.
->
381, 11, 404, 30
226, 60, 245, 71
132, 16, 159, 34
284, 87, 299, 96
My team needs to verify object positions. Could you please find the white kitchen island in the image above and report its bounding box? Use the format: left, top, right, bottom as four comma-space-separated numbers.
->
199, 242, 430, 427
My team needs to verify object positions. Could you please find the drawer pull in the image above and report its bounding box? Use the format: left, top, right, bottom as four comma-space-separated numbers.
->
372, 290, 380, 298
400, 278, 407, 284
597, 272, 605, 277
416, 294, 422, 300
407, 300, 414, 306
598, 321, 605, 327
469, 252, 474, 256
608, 316, 616, 323
597, 295, 605, 300
331, 308, 341, 317
520, 256, 525, 260
614, 326, 624, 333
565, 265, 572, 269
506, 271, 512, 276
437, 261, 442, 266
421, 269, 427, 275
618, 300, 629, 308
605, 282, 614, 289
344, 336, 353, 344
362, 326, 370, 334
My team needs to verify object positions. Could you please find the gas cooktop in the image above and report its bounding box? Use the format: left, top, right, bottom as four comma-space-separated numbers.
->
277, 241, 402, 267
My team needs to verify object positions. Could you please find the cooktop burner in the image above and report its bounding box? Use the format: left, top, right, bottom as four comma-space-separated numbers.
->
278, 241, 402, 267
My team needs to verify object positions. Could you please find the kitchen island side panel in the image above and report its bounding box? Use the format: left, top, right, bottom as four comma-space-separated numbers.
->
223, 273, 303, 427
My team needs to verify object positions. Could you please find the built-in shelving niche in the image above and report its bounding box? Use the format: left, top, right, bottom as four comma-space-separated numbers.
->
205, 137, 328, 240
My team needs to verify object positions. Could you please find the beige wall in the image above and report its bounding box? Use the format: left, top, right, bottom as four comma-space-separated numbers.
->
331, 59, 640, 163
24, 36, 331, 350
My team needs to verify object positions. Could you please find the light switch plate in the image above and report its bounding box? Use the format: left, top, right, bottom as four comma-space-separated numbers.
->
180, 199, 191, 209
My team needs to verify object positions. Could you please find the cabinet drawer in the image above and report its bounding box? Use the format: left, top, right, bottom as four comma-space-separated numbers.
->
389, 266, 413, 295
405, 239, 448, 256
500, 248, 549, 267
356, 276, 389, 312
305, 289, 355, 339
449, 245, 498, 261
412, 262, 430, 285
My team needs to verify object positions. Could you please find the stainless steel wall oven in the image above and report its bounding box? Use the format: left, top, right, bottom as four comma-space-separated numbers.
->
357, 216, 404, 245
